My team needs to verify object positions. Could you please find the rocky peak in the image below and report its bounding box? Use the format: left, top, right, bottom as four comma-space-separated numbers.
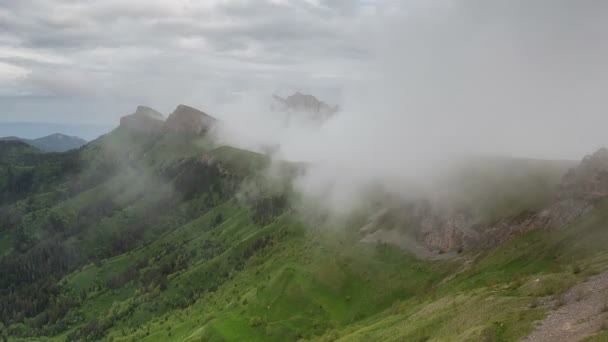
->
135, 106, 164, 120
272, 92, 339, 123
165, 104, 216, 135
560, 147, 608, 200
488, 147, 608, 243
120, 106, 165, 133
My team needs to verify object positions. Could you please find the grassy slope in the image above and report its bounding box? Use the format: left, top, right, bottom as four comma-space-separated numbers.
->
6, 130, 608, 342
338, 199, 608, 341
41, 211, 454, 342
24, 198, 608, 342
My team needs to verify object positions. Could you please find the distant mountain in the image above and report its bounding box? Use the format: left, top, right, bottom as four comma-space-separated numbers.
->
272, 92, 339, 123
0, 133, 87, 152
0, 122, 113, 141
120, 104, 217, 135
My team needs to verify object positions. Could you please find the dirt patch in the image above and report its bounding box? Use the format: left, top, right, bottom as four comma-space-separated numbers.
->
524, 272, 608, 342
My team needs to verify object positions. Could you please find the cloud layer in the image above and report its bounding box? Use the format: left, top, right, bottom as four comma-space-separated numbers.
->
209, 0, 608, 213
0, 0, 379, 123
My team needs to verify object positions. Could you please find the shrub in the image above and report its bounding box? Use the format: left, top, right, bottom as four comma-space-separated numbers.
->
250, 316, 264, 327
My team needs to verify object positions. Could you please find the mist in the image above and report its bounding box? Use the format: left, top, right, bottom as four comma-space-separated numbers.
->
210, 0, 608, 214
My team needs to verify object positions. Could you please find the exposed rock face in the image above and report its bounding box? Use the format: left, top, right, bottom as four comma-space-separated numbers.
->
359, 201, 479, 255
361, 148, 608, 256
272, 92, 339, 123
120, 106, 165, 133
165, 105, 216, 135
560, 148, 608, 200
529, 148, 608, 228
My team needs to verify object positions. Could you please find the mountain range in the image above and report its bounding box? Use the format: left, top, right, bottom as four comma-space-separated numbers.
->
1, 104, 608, 341
0, 122, 113, 141
0, 134, 87, 152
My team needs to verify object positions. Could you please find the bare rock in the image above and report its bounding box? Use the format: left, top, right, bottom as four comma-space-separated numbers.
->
165, 104, 216, 135
560, 147, 608, 200
272, 92, 339, 124
120, 106, 165, 133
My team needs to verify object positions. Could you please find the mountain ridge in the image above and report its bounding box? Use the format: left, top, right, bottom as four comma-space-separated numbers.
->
2, 106, 608, 341
0, 133, 87, 152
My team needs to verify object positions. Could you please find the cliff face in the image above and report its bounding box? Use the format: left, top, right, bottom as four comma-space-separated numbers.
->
477, 152, 608, 249
119, 104, 218, 136
560, 148, 608, 200
119, 106, 165, 133
361, 148, 608, 256
165, 105, 216, 135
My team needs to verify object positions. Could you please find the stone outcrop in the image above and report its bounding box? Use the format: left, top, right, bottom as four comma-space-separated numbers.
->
361, 147, 608, 256
272, 92, 339, 123
359, 201, 479, 255
559, 148, 608, 200
165, 105, 216, 135
120, 106, 165, 133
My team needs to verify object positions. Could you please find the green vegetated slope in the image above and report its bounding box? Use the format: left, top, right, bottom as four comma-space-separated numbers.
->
2, 126, 608, 342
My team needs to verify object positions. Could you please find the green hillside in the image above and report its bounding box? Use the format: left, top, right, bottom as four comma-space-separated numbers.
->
2, 124, 608, 342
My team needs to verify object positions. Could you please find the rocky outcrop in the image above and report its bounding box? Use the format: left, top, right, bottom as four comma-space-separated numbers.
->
361, 148, 608, 256
559, 148, 608, 200
272, 92, 339, 123
529, 148, 608, 228
165, 105, 216, 135
360, 201, 479, 255
120, 106, 165, 133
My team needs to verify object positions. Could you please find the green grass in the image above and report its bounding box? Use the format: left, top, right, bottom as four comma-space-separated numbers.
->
6, 125, 608, 342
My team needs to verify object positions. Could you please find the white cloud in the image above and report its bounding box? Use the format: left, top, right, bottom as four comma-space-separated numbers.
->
0, 0, 375, 122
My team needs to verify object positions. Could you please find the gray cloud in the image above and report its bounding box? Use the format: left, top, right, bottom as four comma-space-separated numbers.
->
209, 0, 608, 214
0, 0, 372, 122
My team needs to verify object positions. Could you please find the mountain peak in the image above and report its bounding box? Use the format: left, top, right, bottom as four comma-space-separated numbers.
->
135, 105, 164, 120
165, 104, 216, 135
120, 105, 165, 133
272, 92, 339, 123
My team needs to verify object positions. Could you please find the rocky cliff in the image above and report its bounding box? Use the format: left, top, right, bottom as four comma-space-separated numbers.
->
361, 148, 608, 256
165, 105, 216, 135
119, 106, 165, 133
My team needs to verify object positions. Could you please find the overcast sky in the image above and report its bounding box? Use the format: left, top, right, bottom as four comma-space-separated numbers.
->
0, 0, 386, 124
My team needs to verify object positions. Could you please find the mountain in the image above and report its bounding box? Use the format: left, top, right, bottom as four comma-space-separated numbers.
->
0, 133, 87, 152
119, 106, 165, 133
0, 122, 113, 141
120, 104, 217, 136
3, 105, 608, 341
165, 104, 217, 135
272, 92, 339, 123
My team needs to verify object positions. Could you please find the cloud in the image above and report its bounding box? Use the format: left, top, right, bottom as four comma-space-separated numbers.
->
210, 0, 608, 214
0, 0, 373, 123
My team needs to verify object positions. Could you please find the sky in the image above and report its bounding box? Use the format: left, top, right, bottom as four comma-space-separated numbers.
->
0, 0, 382, 124
1, 0, 608, 162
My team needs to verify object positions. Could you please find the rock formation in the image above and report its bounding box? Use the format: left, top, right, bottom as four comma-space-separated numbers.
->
165, 104, 216, 135
120, 106, 165, 133
361, 147, 608, 255
272, 92, 339, 123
